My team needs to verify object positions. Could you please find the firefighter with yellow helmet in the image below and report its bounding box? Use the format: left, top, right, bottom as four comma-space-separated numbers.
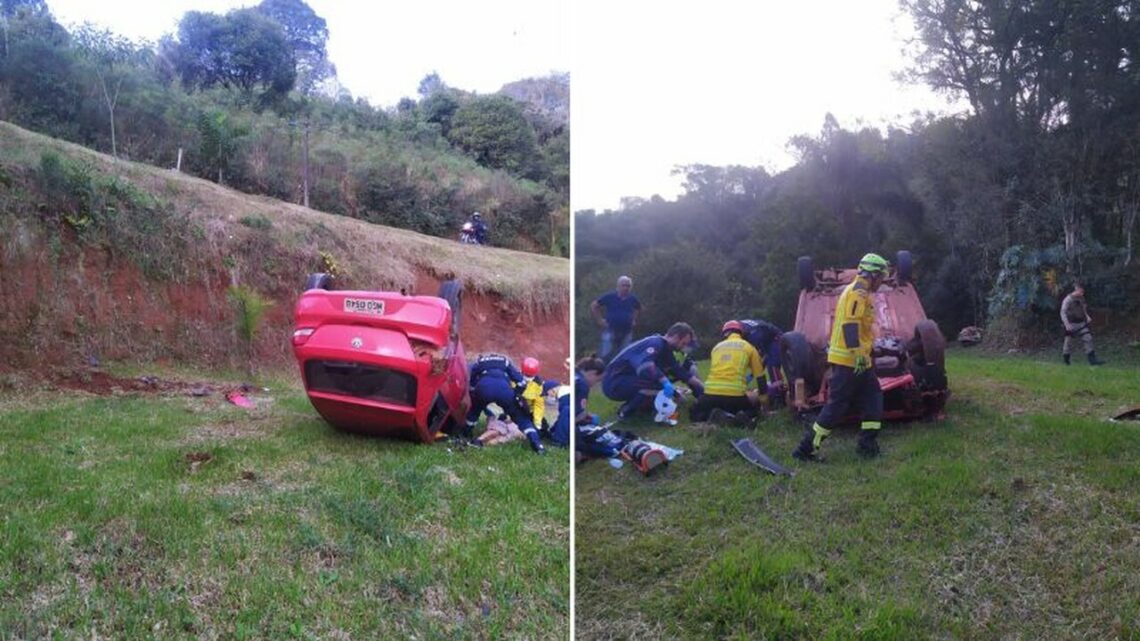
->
792, 253, 889, 461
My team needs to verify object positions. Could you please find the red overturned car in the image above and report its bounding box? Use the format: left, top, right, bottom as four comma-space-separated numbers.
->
780, 251, 949, 421
291, 273, 470, 443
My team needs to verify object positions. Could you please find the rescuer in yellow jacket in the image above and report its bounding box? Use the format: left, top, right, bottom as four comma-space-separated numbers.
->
519, 357, 546, 430
689, 321, 765, 425
792, 253, 889, 461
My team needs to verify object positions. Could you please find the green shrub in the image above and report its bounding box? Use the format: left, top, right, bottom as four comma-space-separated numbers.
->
239, 214, 273, 230
227, 284, 274, 375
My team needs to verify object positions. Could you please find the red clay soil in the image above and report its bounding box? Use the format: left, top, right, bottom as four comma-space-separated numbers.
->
413, 271, 570, 380
0, 248, 569, 385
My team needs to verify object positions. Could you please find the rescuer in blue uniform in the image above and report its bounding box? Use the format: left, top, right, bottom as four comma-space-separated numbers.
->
465, 353, 545, 454
575, 355, 625, 459
739, 318, 786, 406
602, 322, 704, 419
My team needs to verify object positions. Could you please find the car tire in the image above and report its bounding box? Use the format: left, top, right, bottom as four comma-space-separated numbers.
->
780, 331, 820, 396
910, 361, 948, 391
437, 279, 463, 339
305, 273, 333, 291
896, 250, 913, 284
797, 256, 815, 291
914, 319, 946, 368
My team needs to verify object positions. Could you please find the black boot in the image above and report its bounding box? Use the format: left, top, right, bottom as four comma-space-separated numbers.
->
1063, 353, 1071, 365
856, 429, 880, 458
791, 423, 828, 462
1088, 351, 1105, 366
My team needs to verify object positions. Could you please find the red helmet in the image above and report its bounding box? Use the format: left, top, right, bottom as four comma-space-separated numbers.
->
721, 320, 744, 336
522, 357, 540, 377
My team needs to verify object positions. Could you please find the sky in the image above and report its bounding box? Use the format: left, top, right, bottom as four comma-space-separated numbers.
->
46, 0, 570, 106
570, 0, 966, 212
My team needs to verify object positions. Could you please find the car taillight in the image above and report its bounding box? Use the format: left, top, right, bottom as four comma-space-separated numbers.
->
412, 341, 448, 376
292, 328, 315, 346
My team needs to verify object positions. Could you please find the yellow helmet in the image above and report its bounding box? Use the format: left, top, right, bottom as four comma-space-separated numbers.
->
858, 253, 889, 274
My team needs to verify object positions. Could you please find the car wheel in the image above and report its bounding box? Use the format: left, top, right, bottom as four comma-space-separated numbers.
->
914, 319, 946, 368
896, 250, 913, 284
910, 361, 948, 391
437, 279, 463, 340
797, 256, 815, 291
305, 273, 333, 291
780, 331, 820, 396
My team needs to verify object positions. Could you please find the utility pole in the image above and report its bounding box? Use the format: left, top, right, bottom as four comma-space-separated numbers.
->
302, 118, 310, 208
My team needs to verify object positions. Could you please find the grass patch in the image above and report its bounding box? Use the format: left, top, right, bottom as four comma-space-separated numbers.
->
576, 349, 1140, 639
0, 372, 569, 639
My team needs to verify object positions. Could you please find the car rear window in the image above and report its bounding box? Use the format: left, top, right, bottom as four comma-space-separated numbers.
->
305, 360, 417, 406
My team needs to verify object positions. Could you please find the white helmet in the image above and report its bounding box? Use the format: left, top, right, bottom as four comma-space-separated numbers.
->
654, 390, 677, 423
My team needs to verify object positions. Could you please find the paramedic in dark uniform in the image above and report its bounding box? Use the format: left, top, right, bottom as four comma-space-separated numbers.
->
465, 353, 544, 453
602, 322, 703, 419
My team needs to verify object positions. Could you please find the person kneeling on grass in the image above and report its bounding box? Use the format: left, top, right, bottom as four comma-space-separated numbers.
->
739, 318, 787, 408
689, 320, 765, 426
576, 355, 669, 474
601, 322, 704, 420
465, 353, 545, 454
541, 378, 571, 447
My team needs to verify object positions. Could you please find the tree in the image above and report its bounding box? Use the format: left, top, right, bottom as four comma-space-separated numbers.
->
417, 71, 445, 97
169, 8, 295, 98
72, 25, 139, 158
446, 95, 539, 176
197, 109, 248, 184
254, 0, 329, 93
420, 89, 460, 137
0, 11, 80, 135
903, 0, 1140, 281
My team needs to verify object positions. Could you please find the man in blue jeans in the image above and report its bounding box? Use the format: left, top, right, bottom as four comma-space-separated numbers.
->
591, 275, 641, 362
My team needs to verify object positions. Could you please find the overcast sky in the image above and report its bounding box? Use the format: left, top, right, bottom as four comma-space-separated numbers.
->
47, 0, 570, 106
570, 0, 966, 212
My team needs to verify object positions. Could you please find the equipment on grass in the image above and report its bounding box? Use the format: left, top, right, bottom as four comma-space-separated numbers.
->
621, 440, 668, 476
731, 438, 794, 476
654, 390, 678, 425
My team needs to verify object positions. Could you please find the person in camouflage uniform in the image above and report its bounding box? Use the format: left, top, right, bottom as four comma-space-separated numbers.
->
1061, 284, 1105, 366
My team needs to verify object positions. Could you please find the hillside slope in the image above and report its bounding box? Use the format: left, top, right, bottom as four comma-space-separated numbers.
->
0, 121, 569, 374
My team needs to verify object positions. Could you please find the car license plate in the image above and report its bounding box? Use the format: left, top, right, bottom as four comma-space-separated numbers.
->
343, 298, 385, 315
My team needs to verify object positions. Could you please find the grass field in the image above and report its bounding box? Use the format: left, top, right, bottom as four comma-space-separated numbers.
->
0, 369, 569, 640
576, 348, 1140, 640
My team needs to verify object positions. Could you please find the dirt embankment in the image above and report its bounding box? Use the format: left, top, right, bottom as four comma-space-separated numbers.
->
1, 252, 569, 380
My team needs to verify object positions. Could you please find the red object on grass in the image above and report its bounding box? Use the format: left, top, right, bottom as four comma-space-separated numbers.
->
226, 391, 255, 408
291, 275, 470, 443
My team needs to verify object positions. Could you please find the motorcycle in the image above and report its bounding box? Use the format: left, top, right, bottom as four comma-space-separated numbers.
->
459, 222, 480, 245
